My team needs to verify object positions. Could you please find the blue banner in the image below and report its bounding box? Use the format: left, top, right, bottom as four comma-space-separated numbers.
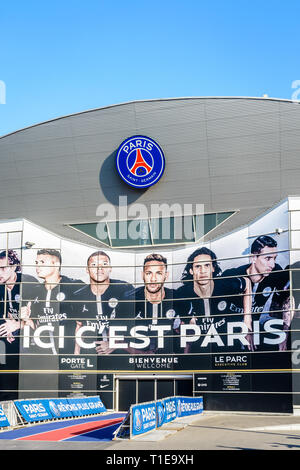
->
14, 396, 107, 423
66, 397, 106, 417
48, 399, 73, 419
85, 396, 107, 414
131, 402, 157, 436
14, 399, 54, 423
66, 398, 85, 417
131, 397, 203, 436
163, 397, 177, 423
0, 405, 10, 427
156, 401, 165, 428
176, 397, 203, 418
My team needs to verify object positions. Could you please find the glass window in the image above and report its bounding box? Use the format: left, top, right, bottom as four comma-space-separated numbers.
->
151, 216, 194, 245
109, 219, 151, 247
69, 211, 235, 248
71, 222, 110, 246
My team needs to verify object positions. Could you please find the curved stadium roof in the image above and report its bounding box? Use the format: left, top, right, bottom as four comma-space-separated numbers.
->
0, 96, 299, 247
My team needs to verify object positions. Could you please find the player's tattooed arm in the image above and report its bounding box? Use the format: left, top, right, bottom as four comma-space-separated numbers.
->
0, 313, 20, 343
20, 302, 35, 330
243, 277, 252, 330
74, 321, 82, 355
243, 277, 256, 351
0, 313, 20, 335
95, 340, 115, 355
279, 296, 294, 351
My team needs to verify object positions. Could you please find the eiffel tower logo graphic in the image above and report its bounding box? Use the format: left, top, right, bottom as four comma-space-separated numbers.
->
130, 148, 153, 176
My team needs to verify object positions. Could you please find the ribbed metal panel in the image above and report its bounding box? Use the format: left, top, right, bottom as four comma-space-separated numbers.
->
135, 102, 206, 127
136, 122, 207, 144
10, 137, 75, 161
209, 151, 281, 177
70, 104, 136, 136
281, 150, 300, 170
280, 129, 300, 151
207, 132, 280, 158
206, 112, 280, 140
205, 98, 280, 119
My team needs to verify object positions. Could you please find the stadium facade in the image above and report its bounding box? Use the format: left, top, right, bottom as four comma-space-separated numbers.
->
1, 96, 300, 414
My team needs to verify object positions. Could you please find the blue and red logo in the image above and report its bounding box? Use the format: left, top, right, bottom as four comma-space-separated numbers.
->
133, 409, 143, 433
116, 135, 165, 188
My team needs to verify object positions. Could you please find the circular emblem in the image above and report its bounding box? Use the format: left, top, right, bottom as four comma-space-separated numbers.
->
108, 298, 118, 309
218, 301, 227, 311
116, 135, 165, 188
166, 309, 176, 319
263, 287, 272, 297
49, 401, 61, 418
177, 399, 182, 417
56, 292, 66, 302
133, 409, 143, 433
157, 403, 165, 427
173, 315, 181, 330
14, 294, 20, 303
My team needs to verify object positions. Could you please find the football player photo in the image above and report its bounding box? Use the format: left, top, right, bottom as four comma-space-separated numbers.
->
73, 250, 133, 355
175, 247, 252, 353
0, 249, 37, 344
121, 253, 176, 354
20, 249, 83, 355
222, 235, 288, 350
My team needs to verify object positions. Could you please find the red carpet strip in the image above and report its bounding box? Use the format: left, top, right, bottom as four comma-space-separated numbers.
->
17, 417, 124, 441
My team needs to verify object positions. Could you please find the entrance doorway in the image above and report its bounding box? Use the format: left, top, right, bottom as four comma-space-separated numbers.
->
116, 375, 193, 412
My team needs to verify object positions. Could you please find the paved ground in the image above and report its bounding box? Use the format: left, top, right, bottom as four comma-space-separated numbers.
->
109, 412, 300, 451
1, 412, 300, 451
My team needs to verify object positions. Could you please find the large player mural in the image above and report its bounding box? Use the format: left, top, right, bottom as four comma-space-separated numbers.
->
0, 200, 295, 403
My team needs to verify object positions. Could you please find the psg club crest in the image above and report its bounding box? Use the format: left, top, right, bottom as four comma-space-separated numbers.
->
116, 135, 165, 188
133, 408, 143, 432
48, 401, 61, 418
157, 402, 165, 427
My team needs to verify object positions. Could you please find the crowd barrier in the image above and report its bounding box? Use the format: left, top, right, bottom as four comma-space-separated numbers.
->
0, 403, 10, 428
114, 396, 203, 439
0, 396, 107, 429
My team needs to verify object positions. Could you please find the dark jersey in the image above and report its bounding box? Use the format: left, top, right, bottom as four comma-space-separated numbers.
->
21, 275, 83, 355
174, 276, 246, 352
222, 264, 290, 351
121, 286, 176, 353
0, 273, 37, 353
222, 263, 287, 322
266, 273, 290, 351
72, 279, 133, 354
0, 273, 37, 320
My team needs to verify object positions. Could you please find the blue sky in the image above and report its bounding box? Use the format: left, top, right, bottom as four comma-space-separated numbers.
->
0, 0, 299, 136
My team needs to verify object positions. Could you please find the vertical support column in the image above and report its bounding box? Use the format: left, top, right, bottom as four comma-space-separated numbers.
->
288, 197, 300, 414
115, 378, 119, 411
129, 405, 133, 440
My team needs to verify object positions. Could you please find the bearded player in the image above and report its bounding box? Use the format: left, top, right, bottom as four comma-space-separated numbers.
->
121, 253, 176, 354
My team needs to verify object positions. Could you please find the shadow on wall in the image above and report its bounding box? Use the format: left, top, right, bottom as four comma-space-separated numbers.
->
99, 150, 147, 206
